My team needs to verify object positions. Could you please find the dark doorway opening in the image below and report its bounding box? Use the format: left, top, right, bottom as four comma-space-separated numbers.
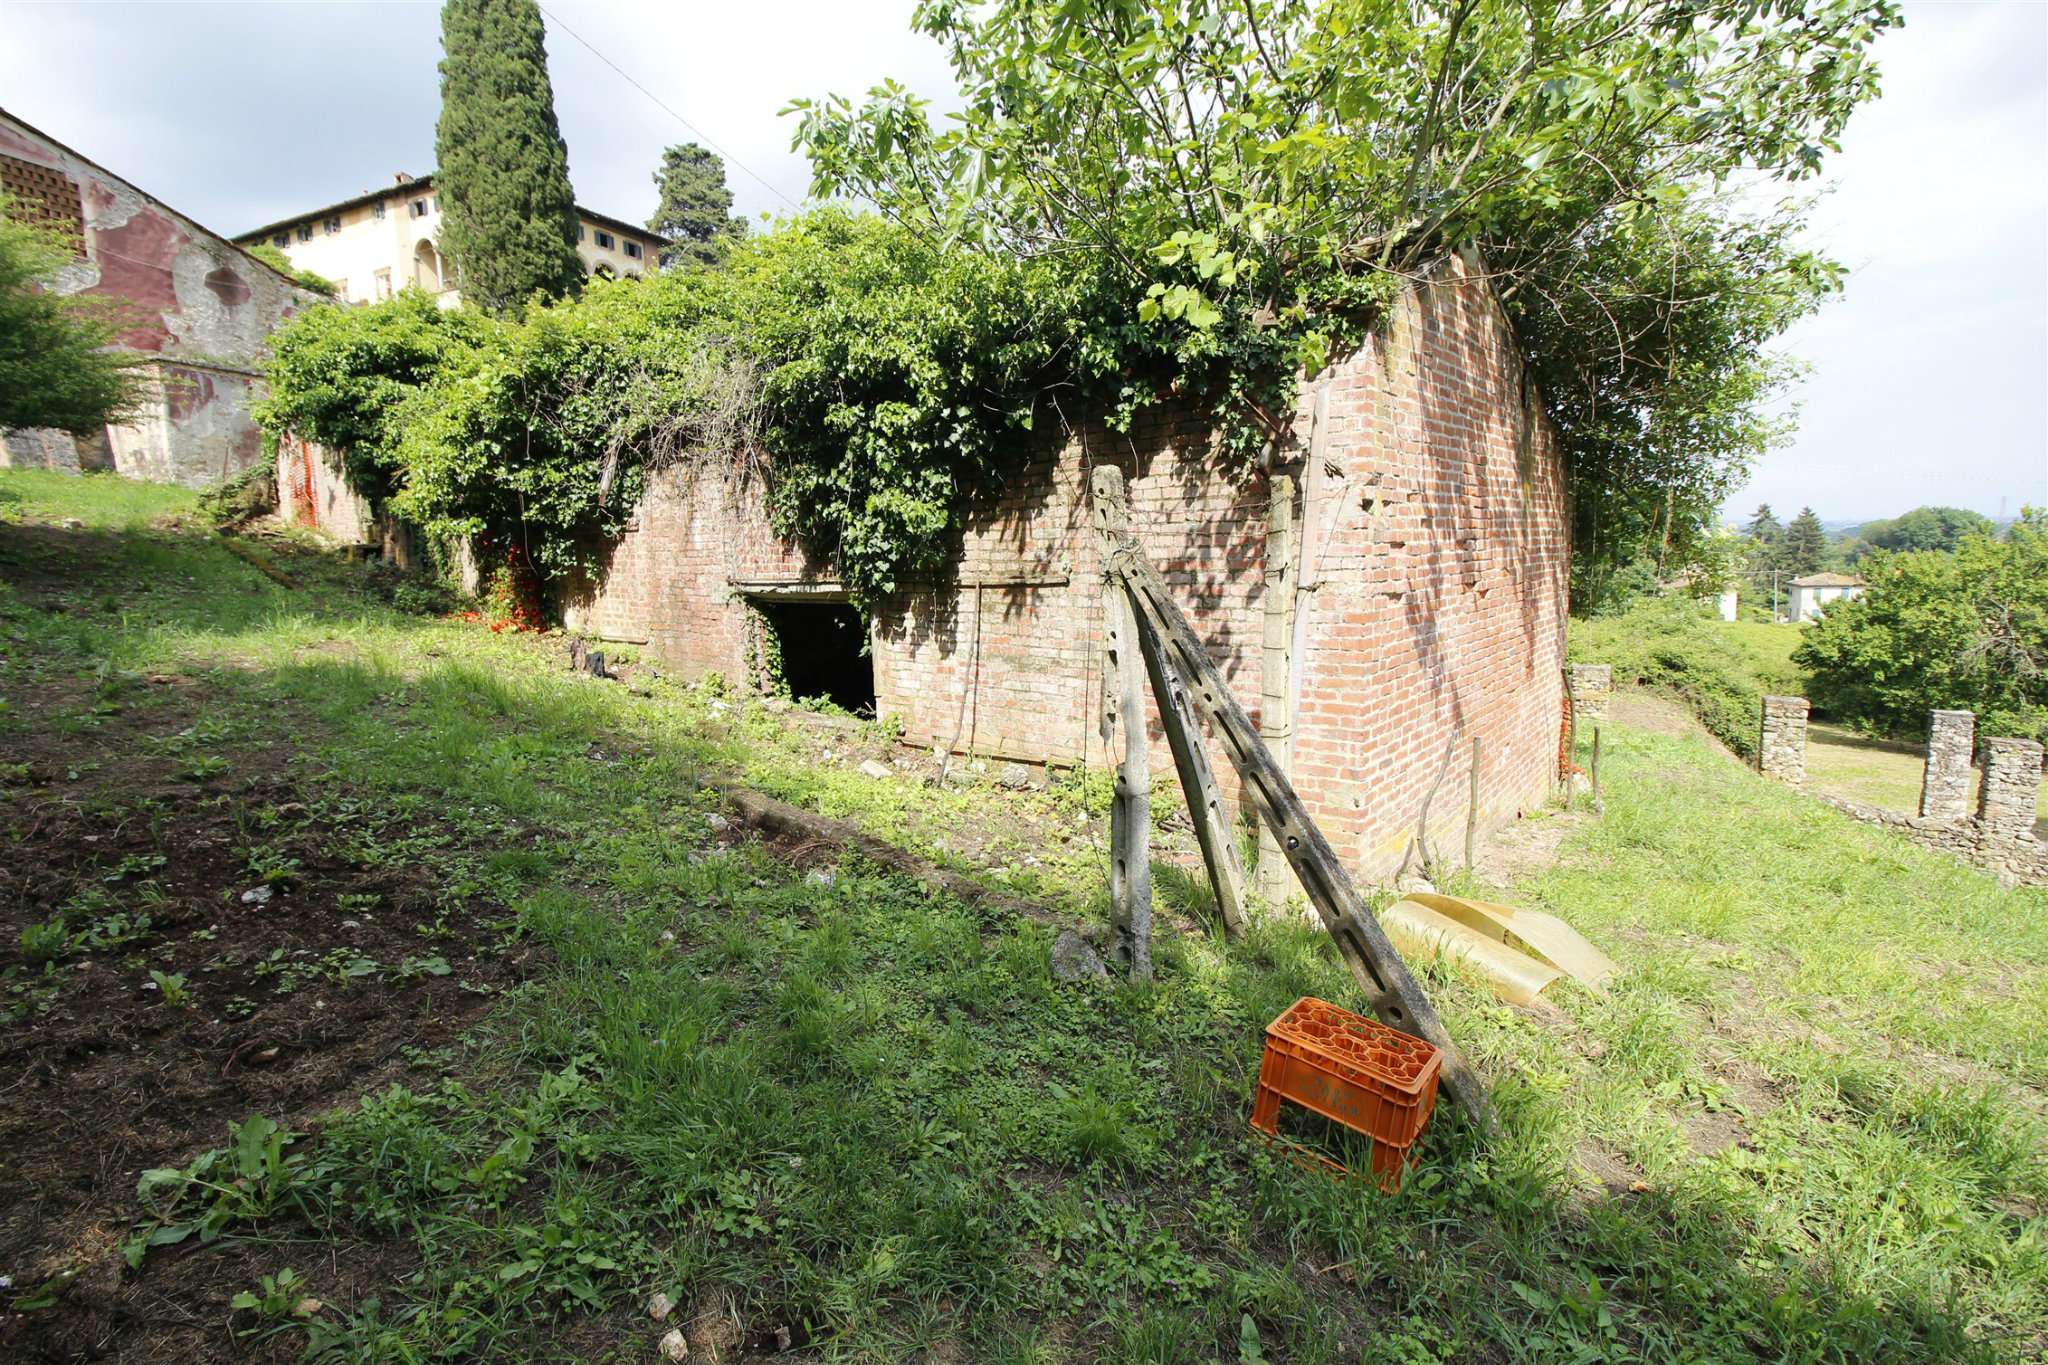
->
754, 598, 876, 716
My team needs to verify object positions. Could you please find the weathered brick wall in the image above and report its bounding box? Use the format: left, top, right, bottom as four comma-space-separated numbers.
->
0, 110, 315, 487
562, 256, 1569, 881
1280, 258, 1570, 873
275, 434, 374, 544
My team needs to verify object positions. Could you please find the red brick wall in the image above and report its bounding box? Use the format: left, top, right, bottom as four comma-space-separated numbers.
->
561, 256, 1568, 880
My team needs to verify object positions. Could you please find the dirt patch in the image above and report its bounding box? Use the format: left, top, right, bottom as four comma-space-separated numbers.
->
1605, 690, 1717, 745
1473, 806, 1590, 887
0, 694, 529, 1362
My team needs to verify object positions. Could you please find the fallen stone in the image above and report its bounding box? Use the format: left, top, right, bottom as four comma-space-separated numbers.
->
705, 812, 732, 833
997, 761, 1033, 790
240, 885, 274, 906
858, 759, 893, 781
648, 1291, 676, 1322
1051, 929, 1109, 982
658, 1326, 689, 1360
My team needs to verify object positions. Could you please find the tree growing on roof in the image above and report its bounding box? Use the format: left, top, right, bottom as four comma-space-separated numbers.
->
790, 0, 1901, 598
433, 0, 585, 314
0, 195, 139, 434
648, 143, 747, 270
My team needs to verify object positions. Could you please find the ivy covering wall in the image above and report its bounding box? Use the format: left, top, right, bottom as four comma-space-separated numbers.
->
254, 209, 1334, 604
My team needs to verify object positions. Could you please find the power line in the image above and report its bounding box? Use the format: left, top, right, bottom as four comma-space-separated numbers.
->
536, 3, 802, 211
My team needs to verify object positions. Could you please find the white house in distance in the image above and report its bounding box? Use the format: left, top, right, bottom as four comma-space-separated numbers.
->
1787, 572, 1866, 622
232, 172, 664, 306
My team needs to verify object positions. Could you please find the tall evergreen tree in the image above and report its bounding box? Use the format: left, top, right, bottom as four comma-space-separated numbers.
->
648, 143, 745, 269
1783, 507, 1827, 576
1745, 504, 1783, 545
434, 0, 584, 314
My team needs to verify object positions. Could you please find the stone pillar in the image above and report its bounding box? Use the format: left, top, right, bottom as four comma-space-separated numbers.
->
1976, 737, 2044, 841
1918, 709, 1975, 821
1568, 663, 1613, 723
1759, 695, 1809, 785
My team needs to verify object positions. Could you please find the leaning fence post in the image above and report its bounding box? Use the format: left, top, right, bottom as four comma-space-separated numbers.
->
1464, 737, 1482, 870
1091, 466, 1152, 978
1107, 542, 1493, 1132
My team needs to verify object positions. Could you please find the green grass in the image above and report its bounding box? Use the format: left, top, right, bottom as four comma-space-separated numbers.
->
6, 470, 2045, 1361
0, 466, 201, 532
1806, 723, 2048, 831
1572, 599, 1806, 756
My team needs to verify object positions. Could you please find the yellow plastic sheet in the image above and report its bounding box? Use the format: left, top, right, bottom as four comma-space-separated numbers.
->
1402, 891, 1618, 993
1381, 899, 1564, 1008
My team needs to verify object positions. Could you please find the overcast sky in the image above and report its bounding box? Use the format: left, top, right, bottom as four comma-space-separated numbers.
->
3, 0, 2042, 524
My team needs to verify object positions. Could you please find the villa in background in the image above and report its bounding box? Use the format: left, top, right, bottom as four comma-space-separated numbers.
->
1787, 572, 1866, 623
233, 172, 664, 306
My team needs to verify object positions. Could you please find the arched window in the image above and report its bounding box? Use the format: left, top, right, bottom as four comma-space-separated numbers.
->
413, 239, 442, 291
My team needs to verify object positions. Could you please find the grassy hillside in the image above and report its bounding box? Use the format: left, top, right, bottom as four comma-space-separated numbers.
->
1571, 599, 1805, 755
2, 471, 2042, 1362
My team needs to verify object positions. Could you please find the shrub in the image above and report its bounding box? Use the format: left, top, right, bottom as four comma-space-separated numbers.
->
1796, 514, 2047, 743
197, 463, 278, 529
1571, 597, 1802, 758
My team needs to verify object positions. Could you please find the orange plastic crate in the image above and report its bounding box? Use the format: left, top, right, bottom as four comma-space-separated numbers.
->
1249, 997, 1442, 1191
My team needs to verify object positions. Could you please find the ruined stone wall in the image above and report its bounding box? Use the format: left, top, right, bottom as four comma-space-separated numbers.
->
0, 110, 315, 487
561, 257, 1570, 883
1780, 705, 2045, 887
1759, 696, 1810, 785
1918, 709, 1975, 820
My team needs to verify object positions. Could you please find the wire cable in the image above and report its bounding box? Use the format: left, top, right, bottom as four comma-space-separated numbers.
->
536, 3, 803, 211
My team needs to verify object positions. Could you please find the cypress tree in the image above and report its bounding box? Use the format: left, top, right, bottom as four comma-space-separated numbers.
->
647, 143, 745, 269
434, 0, 584, 313
1783, 507, 1827, 576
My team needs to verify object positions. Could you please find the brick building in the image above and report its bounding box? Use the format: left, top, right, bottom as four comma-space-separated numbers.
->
0, 107, 319, 487
561, 255, 1571, 881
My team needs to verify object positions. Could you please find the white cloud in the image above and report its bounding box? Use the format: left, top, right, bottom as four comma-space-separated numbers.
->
1728, 0, 2047, 522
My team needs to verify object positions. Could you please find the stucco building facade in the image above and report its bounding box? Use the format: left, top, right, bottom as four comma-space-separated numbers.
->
1787, 572, 1865, 623
1, 108, 318, 487
233, 172, 663, 306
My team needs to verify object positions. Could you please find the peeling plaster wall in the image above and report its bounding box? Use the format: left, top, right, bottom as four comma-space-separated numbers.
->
0, 109, 317, 488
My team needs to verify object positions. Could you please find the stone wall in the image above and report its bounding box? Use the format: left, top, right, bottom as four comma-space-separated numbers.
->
1759, 695, 1809, 785
1803, 711, 2046, 887
560, 255, 1571, 882
1918, 709, 1975, 820
1976, 737, 2043, 841
276, 434, 373, 545
1568, 664, 1612, 724
0, 109, 317, 487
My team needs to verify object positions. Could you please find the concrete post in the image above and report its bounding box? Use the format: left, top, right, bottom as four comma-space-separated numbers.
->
1568, 663, 1612, 723
1759, 695, 1809, 785
1918, 709, 1976, 821
1255, 473, 1301, 908
1976, 737, 2044, 840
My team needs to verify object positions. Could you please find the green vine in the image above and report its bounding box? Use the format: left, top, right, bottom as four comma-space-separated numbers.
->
745, 602, 789, 698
